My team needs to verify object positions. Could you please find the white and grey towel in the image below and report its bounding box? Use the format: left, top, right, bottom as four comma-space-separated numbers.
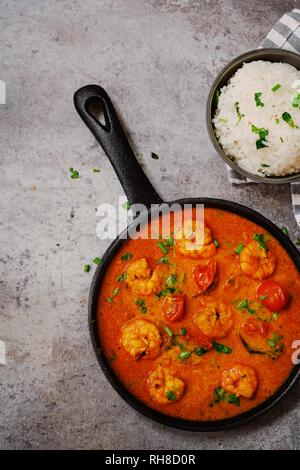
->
225, 9, 300, 226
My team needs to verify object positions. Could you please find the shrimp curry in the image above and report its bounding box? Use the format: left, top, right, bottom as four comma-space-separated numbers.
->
98, 208, 300, 421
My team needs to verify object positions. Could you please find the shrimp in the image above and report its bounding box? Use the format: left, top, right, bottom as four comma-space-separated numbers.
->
239, 240, 276, 281
121, 319, 161, 360
221, 364, 258, 399
175, 219, 216, 258
194, 296, 233, 338
148, 366, 185, 404
127, 258, 160, 295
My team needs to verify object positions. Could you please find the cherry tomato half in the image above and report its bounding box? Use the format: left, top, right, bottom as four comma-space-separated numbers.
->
241, 317, 270, 338
162, 294, 185, 322
256, 280, 289, 312
193, 259, 217, 294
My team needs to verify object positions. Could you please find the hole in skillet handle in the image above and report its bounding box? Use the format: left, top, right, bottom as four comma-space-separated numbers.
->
87, 97, 110, 131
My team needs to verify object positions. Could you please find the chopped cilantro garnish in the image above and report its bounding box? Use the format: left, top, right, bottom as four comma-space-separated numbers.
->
213, 239, 220, 247
166, 274, 178, 287
234, 101, 244, 122
272, 312, 280, 321
261, 163, 270, 168
69, 167, 79, 179
106, 297, 113, 303
235, 243, 244, 254
156, 287, 176, 298
178, 350, 191, 361
254, 92, 264, 107
259, 295, 268, 301
256, 140, 268, 149
156, 271, 178, 298
165, 326, 173, 337
158, 256, 169, 264
236, 299, 256, 314
194, 346, 208, 356
180, 327, 186, 336
236, 299, 248, 309
251, 124, 269, 149
92, 168, 101, 173
267, 333, 283, 349
157, 241, 168, 254
136, 298, 147, 314
166, 390, 176, 401
165, 237, 175, 247
83, 264, 90, 272
282, 112, 298, 128
212, 341, 232, 354
251, 124, 268, 138
253, 233, 268, 250
121, 252, 132, 261
214, 387, 240, 406
275, 117, 280, 124
93, 257, 101, 265
281, 225, 289, 236
112, 287, 119, 297
271, 83, 281, 92
116, 272, 127, 282
292, 93, 300, 108
122, 201, 131, 210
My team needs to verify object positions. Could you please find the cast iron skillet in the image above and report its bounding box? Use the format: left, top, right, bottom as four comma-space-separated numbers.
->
74, 84, 300, 431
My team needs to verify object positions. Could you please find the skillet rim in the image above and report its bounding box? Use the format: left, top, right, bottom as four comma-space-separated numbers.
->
89, 197, 300, 432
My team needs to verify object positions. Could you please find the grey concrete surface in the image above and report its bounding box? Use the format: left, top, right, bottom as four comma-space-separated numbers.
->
1, 0, 300, 450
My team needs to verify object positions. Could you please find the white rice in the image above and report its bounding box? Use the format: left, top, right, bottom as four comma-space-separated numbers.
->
213, 60, 300, 176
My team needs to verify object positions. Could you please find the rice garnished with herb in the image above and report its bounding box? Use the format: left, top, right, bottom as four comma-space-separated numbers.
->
213, 60, 300, 176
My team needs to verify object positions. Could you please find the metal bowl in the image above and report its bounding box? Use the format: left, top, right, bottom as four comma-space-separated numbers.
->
206, 48, 300, 184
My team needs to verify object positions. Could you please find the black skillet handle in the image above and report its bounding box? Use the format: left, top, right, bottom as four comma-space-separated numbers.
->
74, 84, 163, 208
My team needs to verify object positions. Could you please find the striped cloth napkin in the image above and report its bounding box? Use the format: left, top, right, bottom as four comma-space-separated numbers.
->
226, 9, 300, 226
